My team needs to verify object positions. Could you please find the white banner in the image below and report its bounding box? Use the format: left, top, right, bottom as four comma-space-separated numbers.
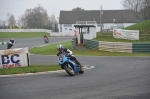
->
0, 48, 29, 69
113, 29, 139, 40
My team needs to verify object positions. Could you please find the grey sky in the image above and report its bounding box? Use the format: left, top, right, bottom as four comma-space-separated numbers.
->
0, 0, 123, 21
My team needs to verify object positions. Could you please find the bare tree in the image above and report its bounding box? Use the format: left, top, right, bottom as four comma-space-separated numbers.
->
121, 0, 143, 12
49, 13, 58, 31
7, 13, 16, 27
121, 0, 150, 20
142, 0, 150, 20
18, 15, 27, 28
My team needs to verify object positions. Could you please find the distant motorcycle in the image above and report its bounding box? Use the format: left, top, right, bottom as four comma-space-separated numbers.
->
43, 37, 49, 43
58, 52, 84, 76
7, 41, 13, 49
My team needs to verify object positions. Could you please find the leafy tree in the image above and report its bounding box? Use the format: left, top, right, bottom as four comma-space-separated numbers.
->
23, 5, 50, 29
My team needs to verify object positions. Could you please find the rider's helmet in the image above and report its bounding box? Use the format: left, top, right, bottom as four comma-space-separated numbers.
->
10, 38, 14, 42
57, 44, 63, 52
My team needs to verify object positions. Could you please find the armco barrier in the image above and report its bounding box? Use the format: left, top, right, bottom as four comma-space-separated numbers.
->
132, 43, 150, 53
84, 39, 99, 50
0, 41, 17, 45
99, 41, 132, 53
84, 39, 150, 53
0, 42, 8, 45
0, 29, 51, 33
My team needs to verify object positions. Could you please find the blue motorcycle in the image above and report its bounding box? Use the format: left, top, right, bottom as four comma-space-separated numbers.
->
58, 53, 84, 76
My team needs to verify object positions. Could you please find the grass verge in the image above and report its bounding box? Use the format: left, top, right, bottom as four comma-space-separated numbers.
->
0, 65, 61, 75
125, 20, 150, 30
0, 32, 50, 38
29, 41, 150, 56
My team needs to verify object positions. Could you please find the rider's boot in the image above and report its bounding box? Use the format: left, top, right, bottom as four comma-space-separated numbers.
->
75, 60, 82, 67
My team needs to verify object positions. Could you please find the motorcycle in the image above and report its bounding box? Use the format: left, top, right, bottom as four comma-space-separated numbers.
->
7, 42, 13, 49
58, 52, 84, 76
44, 37, 49, 43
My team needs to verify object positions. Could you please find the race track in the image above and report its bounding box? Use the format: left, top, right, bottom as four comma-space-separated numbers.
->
0, 37, 150, 99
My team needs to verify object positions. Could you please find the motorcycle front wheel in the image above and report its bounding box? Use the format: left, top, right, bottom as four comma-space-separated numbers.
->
64, 63, 75, 76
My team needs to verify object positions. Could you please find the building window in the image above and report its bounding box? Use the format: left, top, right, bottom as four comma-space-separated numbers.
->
68, 24, 72, 27
87, 22, 96, 24
64, 24, 72, 27
97, 24, 103, 27
65, 28, 67, 30
64, 24, 67, 27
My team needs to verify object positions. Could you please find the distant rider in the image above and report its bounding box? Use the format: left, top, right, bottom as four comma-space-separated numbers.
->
57, 44, 82, 67
7, 38, 15, 49
43, 35, 48, 40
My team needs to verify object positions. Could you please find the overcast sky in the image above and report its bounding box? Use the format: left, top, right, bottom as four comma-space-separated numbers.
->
0, 0, 123, 21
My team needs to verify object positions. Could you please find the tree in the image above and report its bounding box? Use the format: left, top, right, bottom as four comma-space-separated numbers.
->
121, 0, 143, 12
49, 13, 57, 31
121, 0, 150, 20
23, 4, 50, 29
72, 7, 84, 11
7, 13, 16, 28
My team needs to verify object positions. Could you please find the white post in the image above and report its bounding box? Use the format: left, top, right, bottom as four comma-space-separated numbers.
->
113, 19, 115, 29
100, 5, 103, 33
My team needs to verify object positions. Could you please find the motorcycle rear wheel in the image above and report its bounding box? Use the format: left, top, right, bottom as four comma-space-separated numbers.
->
64, 64, 75, 76
7, 44, 12, 49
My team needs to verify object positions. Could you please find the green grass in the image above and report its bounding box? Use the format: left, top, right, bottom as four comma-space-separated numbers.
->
0, 32, 50, 38
29, 41, 150, 56
0, 65, 61, 75
125, 20, 150, 30
29, 41, 71, 55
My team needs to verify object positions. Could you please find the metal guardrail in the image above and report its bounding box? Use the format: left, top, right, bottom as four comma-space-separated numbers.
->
84, 39, 150, 53
0, 41, 17, 45
84, 39, 99, 50
132, 43, 150, 52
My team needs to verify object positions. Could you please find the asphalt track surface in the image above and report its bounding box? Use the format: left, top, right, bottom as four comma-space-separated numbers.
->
0, 37, 150, 99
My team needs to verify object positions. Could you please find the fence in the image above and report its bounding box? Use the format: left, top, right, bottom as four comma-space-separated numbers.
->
84, 39, 99, 50
97, 31, 150, 40
84, 39, 150, 53
139, 29, 150, 40
0, 29, 52, 33
133, 43, 150, 52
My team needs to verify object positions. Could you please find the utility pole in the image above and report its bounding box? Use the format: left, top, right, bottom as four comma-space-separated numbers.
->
100, 5, 103, 33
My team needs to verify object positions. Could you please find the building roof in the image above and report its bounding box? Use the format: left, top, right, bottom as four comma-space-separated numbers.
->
74, 25, 96, 28
59, 10, 143, 24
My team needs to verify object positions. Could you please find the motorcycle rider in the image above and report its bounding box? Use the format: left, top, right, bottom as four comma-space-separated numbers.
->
43, 35, 49, 43
44, 35, 48, 40
57, 44, 82, 67
7, 38, 15, 49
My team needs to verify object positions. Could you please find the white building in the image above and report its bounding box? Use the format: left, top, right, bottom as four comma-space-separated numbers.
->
58, 10, 143, 34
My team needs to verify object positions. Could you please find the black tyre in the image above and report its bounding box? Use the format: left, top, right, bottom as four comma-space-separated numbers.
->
64, 63, 75, 76
79, 66, 84, 74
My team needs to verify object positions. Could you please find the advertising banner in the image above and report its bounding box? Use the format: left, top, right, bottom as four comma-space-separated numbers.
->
113, 29, 139, 40
0, 48, 29, 69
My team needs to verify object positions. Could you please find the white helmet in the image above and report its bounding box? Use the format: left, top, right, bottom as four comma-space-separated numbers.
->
57, 44, 63, 51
